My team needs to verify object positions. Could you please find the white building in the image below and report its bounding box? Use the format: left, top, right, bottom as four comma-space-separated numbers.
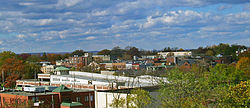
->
41, 64, 55, 74
157, 51, 192, 58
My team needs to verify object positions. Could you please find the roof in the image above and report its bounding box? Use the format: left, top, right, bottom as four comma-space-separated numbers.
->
61, 102, 83, 107
0, 91, 55, 96
55, 66, 70, 71
177, 59, 197, 65
52, 85, 73, 93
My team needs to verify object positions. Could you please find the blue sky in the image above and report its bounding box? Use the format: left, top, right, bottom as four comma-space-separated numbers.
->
0, 0, 249, 53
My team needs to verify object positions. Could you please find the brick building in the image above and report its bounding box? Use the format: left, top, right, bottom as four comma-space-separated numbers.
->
0, 85, 94, 108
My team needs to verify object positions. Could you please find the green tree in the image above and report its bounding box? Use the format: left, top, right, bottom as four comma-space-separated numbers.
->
159, 68, 210, 107
221, 80, 250, 107
111, 46, 124, 60
71, 50, 85, 56
26, 55, 41, 62
110, 96, 126, 108
125, 46, 141, 58
127, 88, 151, 108
23, 62, 41, 79
98, 49, 111, 55
205, 50, 214, 56
41, 52, 48, 61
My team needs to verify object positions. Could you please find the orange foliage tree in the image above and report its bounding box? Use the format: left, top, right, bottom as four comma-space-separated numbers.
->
236, 57, 250, 79
1, 58, 25, 88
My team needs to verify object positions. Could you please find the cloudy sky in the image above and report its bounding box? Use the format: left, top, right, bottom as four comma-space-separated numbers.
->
0, 0, 249, 53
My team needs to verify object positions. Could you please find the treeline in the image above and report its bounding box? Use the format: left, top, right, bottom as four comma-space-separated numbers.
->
193, 43, 247, 59
158, 56, 249, 107
111, 57, 250, 107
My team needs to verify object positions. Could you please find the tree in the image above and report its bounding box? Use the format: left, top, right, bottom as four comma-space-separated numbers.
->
127, 88, 151, 108
47, 53, 62, 64
162, 47, 172, 52
111, 46, 124, 60
222, 80, 250, 107
0, 58, 25, 88
41, 52, 48, 61
125, 46, 141, 59
159, 68, 211, 107
0, 51, 17, 66
71, 50, 85, 56
98, 49, 111, 55
26, 55, 41, 62
205, 50, 214, 56
23, 62, 41, 79
18, 53, 31, 60
236, 57, 250, 79
110, 96, 126, 108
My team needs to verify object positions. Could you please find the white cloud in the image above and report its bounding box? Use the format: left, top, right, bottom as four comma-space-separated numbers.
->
56, 0, 82, 8
16, 34, 25, 38
38, 19, 54, 26
85, 36, 96, 40
19, 2, 36, 6
92, 10, 108, 16
143, 10, 204, 28
0, 40, 3, 45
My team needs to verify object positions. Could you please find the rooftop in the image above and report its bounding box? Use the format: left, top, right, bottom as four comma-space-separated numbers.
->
55, 66, 70, 71
61, 102, 83, 107
0, 91, 56, 96
52, 85, 73, 93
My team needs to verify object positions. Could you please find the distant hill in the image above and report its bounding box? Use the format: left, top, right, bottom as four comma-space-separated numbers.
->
18, 51, 99, 55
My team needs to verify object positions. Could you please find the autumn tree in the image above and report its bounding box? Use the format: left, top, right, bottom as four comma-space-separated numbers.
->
18, 53, 31, 60
47, 53, 62, 64
236, 57, 250, 79
0, 51, 17, 66
1, 58, 25, 88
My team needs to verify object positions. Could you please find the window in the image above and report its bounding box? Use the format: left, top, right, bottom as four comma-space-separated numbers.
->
85, 96, 89, 102
90, 95, 93, 101
76, 97, 81, 102
53, 78, 60, 81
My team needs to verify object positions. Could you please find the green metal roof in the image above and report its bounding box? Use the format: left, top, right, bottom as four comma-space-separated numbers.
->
55, 66, 70, 71
61, 102, 83, 107
52, 85, 73, 93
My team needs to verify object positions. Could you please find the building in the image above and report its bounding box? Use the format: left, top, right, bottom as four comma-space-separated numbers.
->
55, 66, 70, 75
17, 71, 164, 90
41, 62, 55, 74
92, 55, 111, 62
112, 62, 126, 70
1, 85, 132, 108
158, 51, 192, 58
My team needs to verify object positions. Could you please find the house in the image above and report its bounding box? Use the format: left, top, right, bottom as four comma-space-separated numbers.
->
177, 59, 197, 70
112, 62, 126, 70
92, 55, 111, 62
41, 62, 55, 74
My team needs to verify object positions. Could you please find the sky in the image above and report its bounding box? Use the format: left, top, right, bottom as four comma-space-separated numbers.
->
0, 0, 249, 53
